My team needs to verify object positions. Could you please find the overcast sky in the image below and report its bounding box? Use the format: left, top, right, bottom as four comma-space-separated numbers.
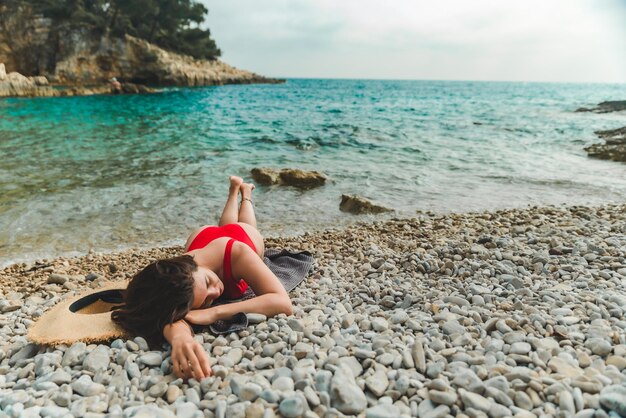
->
202, 0, 626, 83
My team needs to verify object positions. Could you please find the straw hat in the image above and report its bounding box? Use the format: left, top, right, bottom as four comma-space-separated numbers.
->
29, 281, 130, 345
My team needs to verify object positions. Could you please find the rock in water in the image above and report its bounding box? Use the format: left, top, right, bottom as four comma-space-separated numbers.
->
251, 167, 327, 188
279, 169, 327, 188
576, 100, 626, 113
250, 168, 281, 185
340, 194, 393, 214
585, 126, 626, 163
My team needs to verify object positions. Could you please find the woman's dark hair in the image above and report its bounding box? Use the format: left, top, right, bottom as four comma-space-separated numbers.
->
112, 255, 197, 347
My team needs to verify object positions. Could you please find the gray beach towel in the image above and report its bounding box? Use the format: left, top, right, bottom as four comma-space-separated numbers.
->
192, 248, 315, 335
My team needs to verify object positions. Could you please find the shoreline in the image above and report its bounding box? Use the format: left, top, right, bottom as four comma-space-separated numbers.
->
1, 202, 624, 277
1, 202, 625, 417
0, 202, 622, 273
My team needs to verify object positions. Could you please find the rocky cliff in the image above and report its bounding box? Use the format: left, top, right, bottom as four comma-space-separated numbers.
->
0, 12, 281, 97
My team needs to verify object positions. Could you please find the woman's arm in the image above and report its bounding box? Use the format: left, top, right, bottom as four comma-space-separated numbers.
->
163, 320, 212, 380
185, 242, 292, 325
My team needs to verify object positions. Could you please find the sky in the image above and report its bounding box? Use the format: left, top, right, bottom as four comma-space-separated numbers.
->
202, 0, 626, 83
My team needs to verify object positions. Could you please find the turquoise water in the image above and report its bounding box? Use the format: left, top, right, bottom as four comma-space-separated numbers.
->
1, 79, 626, 266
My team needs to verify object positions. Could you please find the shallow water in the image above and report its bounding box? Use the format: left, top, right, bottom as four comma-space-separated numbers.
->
1, 79, 625, 266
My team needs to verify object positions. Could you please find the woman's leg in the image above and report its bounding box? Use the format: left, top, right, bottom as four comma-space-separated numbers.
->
237, 183, 257, 228
218, 176, 243, 226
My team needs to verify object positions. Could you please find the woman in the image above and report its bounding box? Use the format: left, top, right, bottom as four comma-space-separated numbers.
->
112, 176, 292, 380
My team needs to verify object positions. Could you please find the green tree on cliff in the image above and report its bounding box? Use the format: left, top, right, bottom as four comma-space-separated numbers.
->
17, 0, 221, 60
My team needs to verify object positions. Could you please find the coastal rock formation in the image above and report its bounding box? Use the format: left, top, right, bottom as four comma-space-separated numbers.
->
0, 14, 281, 96
576, 100, 626, 113
251, 168, 327, 188
339, 194, 393, 214
0, 63, 156, 98
585, 126, 626, 163
0, 63, 55, 97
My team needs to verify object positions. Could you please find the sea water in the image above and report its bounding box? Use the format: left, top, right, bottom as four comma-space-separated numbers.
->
1, 79, 625, 266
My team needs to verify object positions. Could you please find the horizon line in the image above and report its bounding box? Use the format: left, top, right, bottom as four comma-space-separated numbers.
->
259, 75, 626, 85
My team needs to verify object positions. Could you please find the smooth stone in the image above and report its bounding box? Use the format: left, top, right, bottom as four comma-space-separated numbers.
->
423, 404, 451, 418
148, 381, 168, 398
559, 391, 576, 415
510, 342, 532, 355
390, 310, 409, 324
303, 385, 320, 407
247, 313, 267, 324
279, 396, 306, 418
371, 318, 389, 332
585, 338, 612, 356
255, 358, 275, 369
548, 357, 583, 378
459, 389, 492, 412
166, 385, 181, 404
185, 387, 201, 406
240, 382, 262, 401
139, 352, 163, 367
40, 406, 71, 418
514, 391, 533, 410
61, 343, 87, 366
366, 404, 402, 418
9, 344, 39, 365
606, 355, 626, 370
245, 402, 265, 418
443, 296, 470, 307
429, 389, 458, 406
442, 320, 465, 335
134, 336, 149, 351
336, 356, 363, 378
83, 345, 110, 373
272, 376, 295, 392
411, 341, 426, 373
125, 359, 141, 379
44, 371, 71, 385
175, 402, 199, 418
287, 318, 305, 332
574, 409, 596, 418
599, 385, 626, 416
262, 342, 285, 357
365, 368, 389, 397
489, 403, 512, 418
70, 375, 105, 396
330, 367, 367, 415
124, 405, 176, 418
223, 348, 243, 366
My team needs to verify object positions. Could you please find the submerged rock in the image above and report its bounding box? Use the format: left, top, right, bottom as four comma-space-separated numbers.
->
585, 126, 626, 163
576, 100, 626, 113
339, 194, 393, 214
250, 168, 327, 188
250, 168, 280, 185
279, 169, 327, 188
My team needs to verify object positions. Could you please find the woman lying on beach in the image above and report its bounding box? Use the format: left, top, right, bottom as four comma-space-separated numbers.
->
112, 176, 292, 380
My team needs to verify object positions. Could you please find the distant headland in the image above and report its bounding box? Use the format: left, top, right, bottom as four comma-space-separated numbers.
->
0, 1, 283, 98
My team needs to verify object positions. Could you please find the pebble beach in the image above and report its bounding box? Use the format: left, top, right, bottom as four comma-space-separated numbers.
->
1, 203, 626, 418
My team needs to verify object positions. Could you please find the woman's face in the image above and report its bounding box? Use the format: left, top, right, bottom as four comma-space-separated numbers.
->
191, 267, 223, 309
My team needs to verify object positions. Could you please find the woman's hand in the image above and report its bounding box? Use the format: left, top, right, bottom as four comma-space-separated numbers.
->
170, 333, 212, 380
185, 308, 219, 326
164, 320, 212, 380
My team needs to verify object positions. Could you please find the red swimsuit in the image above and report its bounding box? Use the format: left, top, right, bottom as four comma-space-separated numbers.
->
187, 224, 257, 299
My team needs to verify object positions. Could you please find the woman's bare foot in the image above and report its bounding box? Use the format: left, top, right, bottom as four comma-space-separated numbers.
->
229, 176, 244, 192
240, 182, 255, 201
